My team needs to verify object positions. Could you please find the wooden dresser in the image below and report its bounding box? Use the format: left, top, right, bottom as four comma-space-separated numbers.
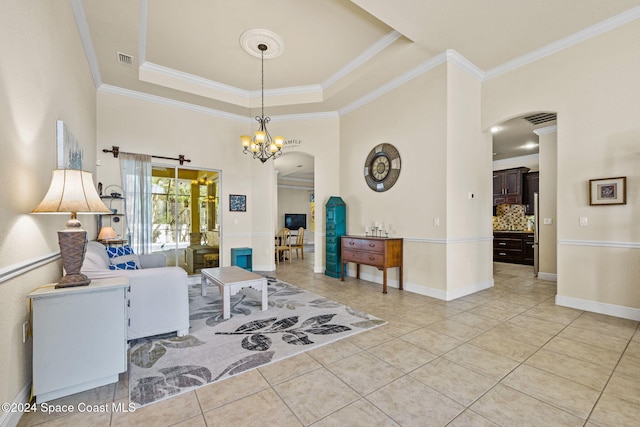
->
340, 236, 403, 293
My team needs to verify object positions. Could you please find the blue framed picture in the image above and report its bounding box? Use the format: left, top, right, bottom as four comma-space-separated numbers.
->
229, 194, 246, 212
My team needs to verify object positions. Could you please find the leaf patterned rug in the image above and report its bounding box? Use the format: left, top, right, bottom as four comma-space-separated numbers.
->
128, 276, 385, 407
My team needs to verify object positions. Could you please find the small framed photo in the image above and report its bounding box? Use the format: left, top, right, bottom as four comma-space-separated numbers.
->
229, 194, 246, 212
589, 177, 626, 205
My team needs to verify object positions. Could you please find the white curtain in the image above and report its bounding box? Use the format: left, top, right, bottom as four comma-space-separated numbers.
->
120, 153, 152, 254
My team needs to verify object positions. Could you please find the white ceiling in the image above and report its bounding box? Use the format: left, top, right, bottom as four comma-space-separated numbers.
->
79, 0, 640, 179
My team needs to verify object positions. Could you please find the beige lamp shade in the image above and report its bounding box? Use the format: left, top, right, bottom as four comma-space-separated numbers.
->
32, 169, 111, 220
98, 226, 117, 240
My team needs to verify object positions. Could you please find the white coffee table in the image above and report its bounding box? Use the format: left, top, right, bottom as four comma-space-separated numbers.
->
201, 266, 268, 319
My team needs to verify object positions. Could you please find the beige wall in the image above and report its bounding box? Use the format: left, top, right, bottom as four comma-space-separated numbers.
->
0, 0, 97, 412
340, 61, 493, 298
445, 62, 494, 296
483, 19, 640, 318
341, 64, 448, 293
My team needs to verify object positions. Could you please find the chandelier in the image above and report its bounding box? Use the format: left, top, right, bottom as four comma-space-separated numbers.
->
240, 43, 284, 163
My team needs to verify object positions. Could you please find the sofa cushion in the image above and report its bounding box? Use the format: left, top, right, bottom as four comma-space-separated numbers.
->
109, 253, 140, 269
106, 245, 135, 258
109, 260, 139, 270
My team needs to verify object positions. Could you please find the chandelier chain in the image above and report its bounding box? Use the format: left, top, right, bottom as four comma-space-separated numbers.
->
240, 43, 284, 163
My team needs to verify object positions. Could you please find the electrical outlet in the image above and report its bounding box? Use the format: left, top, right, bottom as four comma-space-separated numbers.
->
22, 321, 30, 343
579, 217, 588, 226
433, 217, 440, 226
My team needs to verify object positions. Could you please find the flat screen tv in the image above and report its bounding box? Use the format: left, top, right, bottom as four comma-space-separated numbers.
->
285, 213, 306, 230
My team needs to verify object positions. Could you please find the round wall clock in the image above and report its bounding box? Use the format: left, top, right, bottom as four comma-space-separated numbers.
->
364, 143, 401, 192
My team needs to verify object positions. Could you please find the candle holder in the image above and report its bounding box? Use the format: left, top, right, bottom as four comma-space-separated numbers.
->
385, 230, 389, 238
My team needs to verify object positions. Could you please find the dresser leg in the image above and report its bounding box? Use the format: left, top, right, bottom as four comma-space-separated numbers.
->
382, 269, 387, 294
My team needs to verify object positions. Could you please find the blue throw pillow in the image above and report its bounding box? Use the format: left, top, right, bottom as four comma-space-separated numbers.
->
108, 260, 138, 270
106, 245, 135, 258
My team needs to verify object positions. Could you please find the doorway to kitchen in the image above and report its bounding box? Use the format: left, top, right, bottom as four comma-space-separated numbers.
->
491, 112, 557, 279
151, 165, 221, 275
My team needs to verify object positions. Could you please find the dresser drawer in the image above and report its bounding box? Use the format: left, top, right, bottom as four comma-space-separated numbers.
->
342, 237, 384, 253
493, 249, 522, 262
342, 249, 384, 266
493, 238, 521, 250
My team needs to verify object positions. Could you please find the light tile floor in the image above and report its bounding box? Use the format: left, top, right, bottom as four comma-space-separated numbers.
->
18, 261, 640, 426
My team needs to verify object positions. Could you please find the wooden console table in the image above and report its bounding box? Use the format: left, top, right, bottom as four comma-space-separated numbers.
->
340, 236, 403, 293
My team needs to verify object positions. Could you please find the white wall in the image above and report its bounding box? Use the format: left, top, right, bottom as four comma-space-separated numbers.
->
483, 19, 640, 319
0, 0, 97, 415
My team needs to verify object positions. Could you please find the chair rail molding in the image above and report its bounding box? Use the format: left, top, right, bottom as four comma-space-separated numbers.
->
0, 252, 60, 284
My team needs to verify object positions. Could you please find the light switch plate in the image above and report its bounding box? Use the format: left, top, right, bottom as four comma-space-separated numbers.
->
543, 218, 553, 225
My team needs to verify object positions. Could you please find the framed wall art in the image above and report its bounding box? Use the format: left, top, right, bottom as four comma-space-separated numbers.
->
56, 120, 83, 170
589, 177, 626, 205
229, 194, 246, 212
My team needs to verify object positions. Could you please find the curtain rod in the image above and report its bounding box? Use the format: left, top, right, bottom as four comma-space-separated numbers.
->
102, 146, 191, 165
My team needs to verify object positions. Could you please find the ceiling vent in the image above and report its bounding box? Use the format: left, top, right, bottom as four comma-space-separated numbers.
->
116, 51, 134, 66
524, 112, 556, 125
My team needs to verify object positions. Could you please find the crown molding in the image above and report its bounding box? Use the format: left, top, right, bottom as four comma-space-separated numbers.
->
270, 111, 339, 122
339, 51, 447, 115
446, 50, 484, 80
322, 30, 402, 90
70, 0, 101, 88
484, 6, 640, 80
77, 1, 640, 120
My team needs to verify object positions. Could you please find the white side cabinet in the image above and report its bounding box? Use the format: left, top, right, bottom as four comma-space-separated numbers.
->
28, 277, 129, 402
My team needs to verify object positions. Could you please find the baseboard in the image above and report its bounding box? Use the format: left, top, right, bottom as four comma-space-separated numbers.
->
0, 382, 31, 427
537, 272, 557, 282
347, 270, 494, 301
556, 295, 640, 321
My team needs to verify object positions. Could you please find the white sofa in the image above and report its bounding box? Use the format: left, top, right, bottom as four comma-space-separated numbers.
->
81, 241, 190, 340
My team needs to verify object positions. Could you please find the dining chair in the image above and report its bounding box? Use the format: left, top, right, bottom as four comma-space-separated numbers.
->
275, 227, 292, 264
290, 227, 304, 259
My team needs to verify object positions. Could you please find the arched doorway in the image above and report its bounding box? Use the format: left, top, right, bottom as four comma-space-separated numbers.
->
274, 152, 315, 266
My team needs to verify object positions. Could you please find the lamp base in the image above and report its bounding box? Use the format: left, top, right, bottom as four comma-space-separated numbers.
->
55, 274, 91, 288
56, 229, 91, 289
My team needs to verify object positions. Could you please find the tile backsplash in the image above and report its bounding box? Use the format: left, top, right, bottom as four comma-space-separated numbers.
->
493, 204, 534, 231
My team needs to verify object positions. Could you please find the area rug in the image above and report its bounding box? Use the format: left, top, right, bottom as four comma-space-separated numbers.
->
128, 276, 385, 407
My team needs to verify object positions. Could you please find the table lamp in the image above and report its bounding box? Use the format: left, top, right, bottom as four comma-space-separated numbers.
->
98, 226, 117, 240
32, 169, 111, 288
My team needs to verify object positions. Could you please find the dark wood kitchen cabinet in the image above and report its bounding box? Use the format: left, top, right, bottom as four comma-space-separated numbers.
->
523, 171, 539, 215
493, 231, 534, 265
493, 167, 529, 206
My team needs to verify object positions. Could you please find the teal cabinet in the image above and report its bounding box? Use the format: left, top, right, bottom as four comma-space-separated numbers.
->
325, 196, 346, 278
231, 247, 252, 271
